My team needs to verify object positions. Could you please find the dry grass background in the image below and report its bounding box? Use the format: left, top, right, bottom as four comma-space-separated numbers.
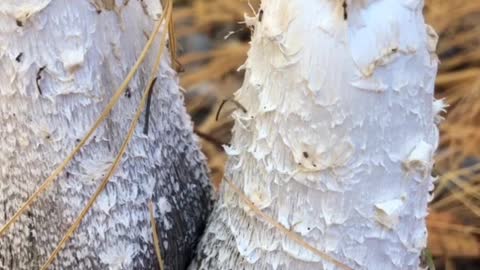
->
173, 1, 480, 268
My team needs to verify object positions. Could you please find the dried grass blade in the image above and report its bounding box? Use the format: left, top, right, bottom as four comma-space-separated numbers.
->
149, 201, 164, 270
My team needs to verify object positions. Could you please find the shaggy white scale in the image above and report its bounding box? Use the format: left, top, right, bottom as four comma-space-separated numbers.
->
0, 0, 213, 269
190, 0, 442, 269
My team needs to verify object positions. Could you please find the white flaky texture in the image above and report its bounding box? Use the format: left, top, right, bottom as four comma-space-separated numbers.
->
0, 0, 214, 269
191, 0, 440, 269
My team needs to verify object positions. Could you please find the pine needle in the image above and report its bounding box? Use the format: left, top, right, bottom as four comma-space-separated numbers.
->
149, 201, 165, 270
162, 0, 182, 72
429, 221, 480, 235
432, 175, 480, 211
433, 162, 480, 199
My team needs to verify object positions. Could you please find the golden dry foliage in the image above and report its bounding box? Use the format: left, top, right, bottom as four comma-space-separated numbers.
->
177, 0, 480, 266
174, 0, 257, 186
425, 0, 480, 263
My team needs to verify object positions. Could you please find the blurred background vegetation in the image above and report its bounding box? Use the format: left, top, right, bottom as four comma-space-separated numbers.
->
173, 1, 480, 269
